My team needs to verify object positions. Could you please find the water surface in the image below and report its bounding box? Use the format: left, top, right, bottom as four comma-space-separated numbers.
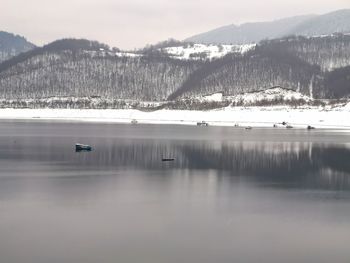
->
1, 121, 350, 263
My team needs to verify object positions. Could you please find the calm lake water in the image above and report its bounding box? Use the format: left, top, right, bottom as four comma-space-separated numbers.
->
1, 121, 350, 263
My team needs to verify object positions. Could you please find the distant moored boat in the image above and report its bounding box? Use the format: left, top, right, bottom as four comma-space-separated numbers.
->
75, 143, 92, 152
162, 158, 175, 162
197, 121, 209, 126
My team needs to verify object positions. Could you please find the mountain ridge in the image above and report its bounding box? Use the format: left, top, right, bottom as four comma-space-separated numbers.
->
185, 9, 350, 44
0, 31, 36, 63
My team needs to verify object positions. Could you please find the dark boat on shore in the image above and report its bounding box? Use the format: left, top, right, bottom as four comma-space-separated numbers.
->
75, 143, 92, 152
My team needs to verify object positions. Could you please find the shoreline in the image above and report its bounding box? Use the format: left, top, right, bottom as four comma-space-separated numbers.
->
0, 107, 350, 129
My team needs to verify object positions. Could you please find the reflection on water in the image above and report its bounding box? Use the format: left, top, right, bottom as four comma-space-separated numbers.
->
1, 121, 350, 263
1, 129, 350, 191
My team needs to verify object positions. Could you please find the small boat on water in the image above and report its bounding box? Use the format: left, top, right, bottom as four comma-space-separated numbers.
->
197, 121, 209, 126
286, 125, 293, 129
245, 126, 252, 130
162, 158, 175, 162
75, 143, 92, 152
307, 125, 315, 130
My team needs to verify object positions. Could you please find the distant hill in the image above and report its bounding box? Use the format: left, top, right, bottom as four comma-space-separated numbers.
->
186, 9, 350, 44
169, 35, 350, 100
0, 31, 35, 63
0, 38, 200, 101
288, 9, 350, 36
0, 35, 349, 104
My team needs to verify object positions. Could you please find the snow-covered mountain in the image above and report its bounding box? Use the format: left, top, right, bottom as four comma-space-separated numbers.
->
0, 34, 349, 104
186, 9, 350, 45
0, 31, 35, 63
169, 34, 350, 100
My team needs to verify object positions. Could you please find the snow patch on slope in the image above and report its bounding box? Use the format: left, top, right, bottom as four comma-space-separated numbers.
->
193, 87, 311, 104
115, 52, 142, 58
229, 87, 311, 105
162, 44, 256, 60
199, 92, 224, 102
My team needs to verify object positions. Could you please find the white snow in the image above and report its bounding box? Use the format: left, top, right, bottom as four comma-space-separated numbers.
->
192, 87, 310, 104
344, 102, 350, 110
0, 105, 349, 129
197, 92, 224, 102
81, 43, 256, 60
114, 52, 141, 58
161, 44, 256, 60
229, 87, 311, 105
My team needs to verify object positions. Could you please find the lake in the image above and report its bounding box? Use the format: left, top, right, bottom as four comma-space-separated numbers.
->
1, 121, 350, 263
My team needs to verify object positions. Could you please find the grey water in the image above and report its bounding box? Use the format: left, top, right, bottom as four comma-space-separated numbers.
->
1, 121, 350, 263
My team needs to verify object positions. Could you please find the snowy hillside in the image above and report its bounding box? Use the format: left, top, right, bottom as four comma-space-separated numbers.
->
161, 44, 256, 60
115, 51, 141, 58
229, 87, 312, 105
116, 43, 256, 60
1, 36, 350, 102
193, 87, 312, 105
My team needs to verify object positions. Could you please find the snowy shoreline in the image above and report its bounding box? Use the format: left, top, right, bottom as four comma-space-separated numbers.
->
0, 106, 350, 129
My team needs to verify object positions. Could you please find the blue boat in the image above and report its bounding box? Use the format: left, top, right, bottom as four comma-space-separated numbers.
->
75, 143, 92, 152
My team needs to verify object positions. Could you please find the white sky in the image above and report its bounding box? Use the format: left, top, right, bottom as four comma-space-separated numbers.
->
1, 0, 350, 50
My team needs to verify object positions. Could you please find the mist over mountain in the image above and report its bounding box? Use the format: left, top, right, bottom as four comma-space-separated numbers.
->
0, 31, 36, 63
185, 9, 350, 45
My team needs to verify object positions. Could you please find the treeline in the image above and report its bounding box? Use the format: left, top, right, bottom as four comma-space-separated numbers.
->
139, 38, 194, 55
0, 95, 336, 110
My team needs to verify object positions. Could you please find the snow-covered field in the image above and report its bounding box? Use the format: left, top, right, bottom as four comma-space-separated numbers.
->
162, 43, 256, 60
113, 43, 256, 60
0, 105, 349, 129
194, 87, 312, 104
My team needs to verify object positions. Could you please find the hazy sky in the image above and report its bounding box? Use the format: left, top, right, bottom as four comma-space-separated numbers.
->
1, 0, 350, 49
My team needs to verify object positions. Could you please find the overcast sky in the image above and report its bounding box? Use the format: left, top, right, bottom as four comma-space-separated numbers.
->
1, 0, 350, 50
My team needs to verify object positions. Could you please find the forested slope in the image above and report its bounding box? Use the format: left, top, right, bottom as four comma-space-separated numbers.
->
0, 35, 349, 104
